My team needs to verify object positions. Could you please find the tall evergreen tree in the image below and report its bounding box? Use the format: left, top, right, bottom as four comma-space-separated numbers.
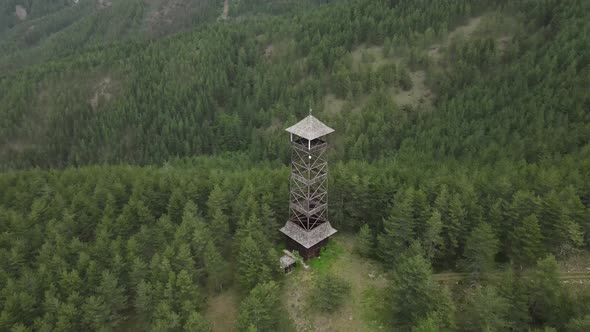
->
528, 255, 565, 328
387, 251, 454, 330
461, 286, 510, 331
236, 281, 281, 332
463, 222, 499, 276
236, 235, 273, 291
509, 214, 543, 267
356, 223, 374, 257
423, 210, 444, 264
378, 192, 415, 265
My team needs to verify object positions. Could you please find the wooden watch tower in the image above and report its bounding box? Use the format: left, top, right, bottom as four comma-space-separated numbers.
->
280, 112, 337, 259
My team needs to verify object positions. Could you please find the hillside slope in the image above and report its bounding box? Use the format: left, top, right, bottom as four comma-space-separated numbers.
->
0, 0, 331, 73
3, 0, 588, 171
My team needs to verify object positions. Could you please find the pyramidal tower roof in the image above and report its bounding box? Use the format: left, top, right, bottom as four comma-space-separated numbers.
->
285, 114, 335, 140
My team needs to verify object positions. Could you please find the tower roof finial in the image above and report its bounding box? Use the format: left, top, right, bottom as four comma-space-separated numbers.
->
309, 101, 312, 116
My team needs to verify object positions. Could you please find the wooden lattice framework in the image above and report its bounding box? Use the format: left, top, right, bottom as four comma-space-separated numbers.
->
280, 114, 337, 259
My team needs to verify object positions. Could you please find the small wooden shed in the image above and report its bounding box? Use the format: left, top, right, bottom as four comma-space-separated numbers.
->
280, 255, 296, 274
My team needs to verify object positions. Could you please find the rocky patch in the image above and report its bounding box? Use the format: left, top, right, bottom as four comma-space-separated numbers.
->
90, 77, 113, 111
15, 5, 27, 20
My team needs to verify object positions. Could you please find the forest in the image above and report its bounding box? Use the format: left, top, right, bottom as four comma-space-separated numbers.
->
1, 0, 590, 331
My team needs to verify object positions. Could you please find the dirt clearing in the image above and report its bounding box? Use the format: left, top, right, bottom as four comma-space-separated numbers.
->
205, 288, 239, 332
283, 235, 387, 332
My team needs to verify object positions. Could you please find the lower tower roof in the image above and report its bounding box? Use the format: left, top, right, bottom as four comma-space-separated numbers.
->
279, 221, 337, 249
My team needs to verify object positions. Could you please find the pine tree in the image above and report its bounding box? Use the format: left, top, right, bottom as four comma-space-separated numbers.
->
461, 286, 510, 331
236, 281, 281, 332
423, 210, 444, 264
81, 295, 109, 331
463, 222, 499, 276
260, 203, 280, 244
355, 224, 374, 257
167, 188, 186, 224
96, 270, 127, 328
207, 185, 229, 217
442, 194, 464, 263
237, 235, 272, 291
204, 241, 228, 293
539, 191, 568, 253
509, 214, 543, 267
209, 208, 230, 251
378, 192, 415, 265
497, 268, 530, 331
528, 255, 563, 327
152, 301, 181, 331
136, 280, 155, 321
184, 311, 211, 332
567, 315, 590, 332
175, 270, 201, 313
388, 251, 451, 330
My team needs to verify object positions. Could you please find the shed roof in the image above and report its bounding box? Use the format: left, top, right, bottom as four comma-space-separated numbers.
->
280, 255, 296, 269
280, 221, 337, 248
285, 115, 335, 140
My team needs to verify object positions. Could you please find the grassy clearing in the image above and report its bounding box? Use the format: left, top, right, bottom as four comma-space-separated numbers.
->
205, 288, 239, 332
389, 70, 432, 110
350, 45, 392, 71
308, 239, 345, 272
283, 234, 389, 331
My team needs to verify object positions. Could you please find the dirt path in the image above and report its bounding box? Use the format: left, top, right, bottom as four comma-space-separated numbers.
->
222, 0, 229, 19
433, 271, 590, 282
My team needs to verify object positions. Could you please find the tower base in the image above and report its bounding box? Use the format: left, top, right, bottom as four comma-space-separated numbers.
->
285, 235, 330, 260
280, 221, 337, 260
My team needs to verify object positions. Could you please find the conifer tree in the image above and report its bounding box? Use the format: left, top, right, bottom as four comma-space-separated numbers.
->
510, 214, 543, 267
204, 241, 228, 293
97, 270, 127, 328
378, 192, 415, 265
423, 210, 444, 264
209, 208, 230, 250
387, 250, 453, 330
207, 185, 229, 216
528, 255, 564, 327
236, 281, 280, 332
356, 223, 374, 257
236, 235, 272, 291
184, 311, 211, 332
463, 222, 499, 276
461, 286, 510, 331
167, 188, 186, 224
442, 194, 464, 263
497, 268, 530, 330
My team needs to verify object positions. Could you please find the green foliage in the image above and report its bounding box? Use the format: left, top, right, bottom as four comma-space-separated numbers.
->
236, 281, 281, 332
387, 251, 455, 330
236, 234, 274, 291
567, 315, 590, 332
355, 224, 374, 257
527, 255, 564, 328
308, 240, 344, 273
463, 222, 499, 275
310, 272, 351, 313
412, 316, 438, 332
423, 210, 444, 263
184, 311, 211, 332
378, 190, 415, 266
0, 0, 589, 330
497, 269, 531, 330
460, 286, 510, 331
510, 214, 543, 267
